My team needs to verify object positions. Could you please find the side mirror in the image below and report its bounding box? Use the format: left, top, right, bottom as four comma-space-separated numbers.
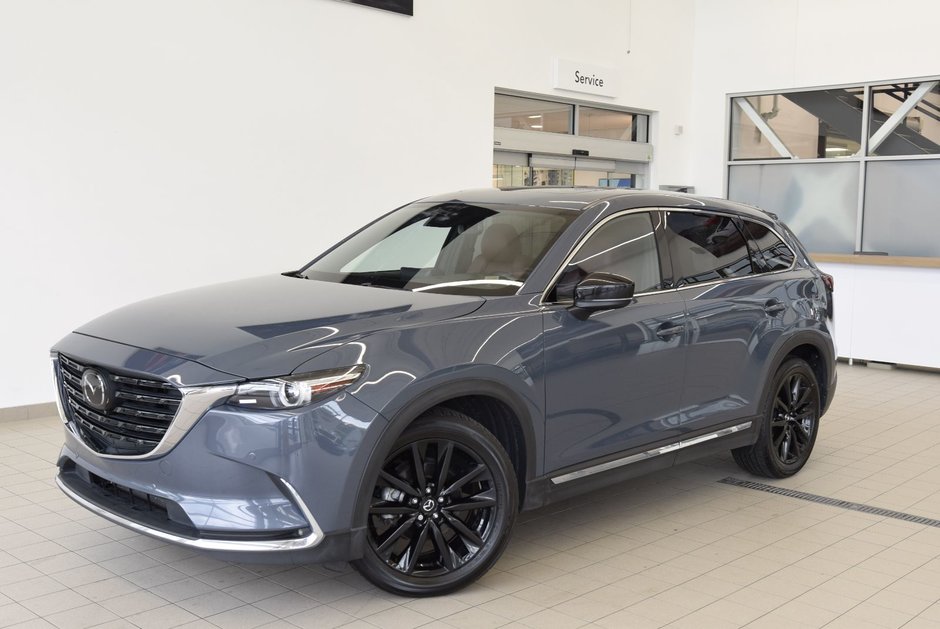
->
574, 273, 635, 310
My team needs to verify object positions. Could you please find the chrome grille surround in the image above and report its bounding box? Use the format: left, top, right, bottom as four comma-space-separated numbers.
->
52, 353, 237, 460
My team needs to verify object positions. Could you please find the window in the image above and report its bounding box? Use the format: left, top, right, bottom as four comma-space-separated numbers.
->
551, 213, 660, 301
494, 94, 573, 134
305, 202, 578, 295
868, 82, 940, 156
729, 91, 862, 160
741, 220, 795, 272
728, 78, 940, 256
578, 106, 648, 142
665, 212, 753, 286
494, 93, 648, 141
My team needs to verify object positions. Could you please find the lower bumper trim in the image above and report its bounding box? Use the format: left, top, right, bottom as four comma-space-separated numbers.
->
56, 474, 324, 552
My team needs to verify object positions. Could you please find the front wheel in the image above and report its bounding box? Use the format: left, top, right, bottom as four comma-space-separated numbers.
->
353, 409, 517, 596
733, 357, 821, 478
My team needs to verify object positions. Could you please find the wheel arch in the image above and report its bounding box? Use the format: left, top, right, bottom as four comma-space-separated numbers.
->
352, 371, 540, 532
764, 332, 836, 414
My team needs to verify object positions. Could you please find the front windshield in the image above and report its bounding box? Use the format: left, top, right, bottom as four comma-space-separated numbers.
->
301, 201, 578, 296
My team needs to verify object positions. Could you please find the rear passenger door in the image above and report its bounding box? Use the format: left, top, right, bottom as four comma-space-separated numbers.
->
665, 210, 789, 432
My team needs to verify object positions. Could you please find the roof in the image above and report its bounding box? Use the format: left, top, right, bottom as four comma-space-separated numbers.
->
420, 187, 776, 220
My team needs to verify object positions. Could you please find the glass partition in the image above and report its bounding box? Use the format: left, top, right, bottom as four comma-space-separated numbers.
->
728, 162, 857, 253
492, 164, 530, 188
862, 160, 940, 256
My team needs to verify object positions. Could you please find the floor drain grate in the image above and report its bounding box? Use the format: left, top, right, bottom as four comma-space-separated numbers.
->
718, 477, 940, 528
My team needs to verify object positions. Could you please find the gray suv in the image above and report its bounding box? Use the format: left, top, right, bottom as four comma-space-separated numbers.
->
52, 188, 836, 596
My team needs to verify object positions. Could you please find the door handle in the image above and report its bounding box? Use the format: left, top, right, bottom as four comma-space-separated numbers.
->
764, 299, 786, 315
656, 323, 685, 339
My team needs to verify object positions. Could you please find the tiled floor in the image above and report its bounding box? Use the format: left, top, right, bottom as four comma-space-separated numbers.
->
2, 363, 940, 629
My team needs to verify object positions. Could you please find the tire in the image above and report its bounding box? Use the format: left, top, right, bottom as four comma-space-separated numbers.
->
353, 408, 518, 596
732, 357, 821, 478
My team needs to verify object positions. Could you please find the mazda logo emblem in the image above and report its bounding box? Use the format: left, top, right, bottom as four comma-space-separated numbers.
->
421, 498, 436, 512
81, 369, 112, 411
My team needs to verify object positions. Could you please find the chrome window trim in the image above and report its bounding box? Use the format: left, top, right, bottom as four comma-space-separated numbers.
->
551, 421, 753, 485
52, 353, 238, 461
671, 265, 797, 293
55, 474, 324, 552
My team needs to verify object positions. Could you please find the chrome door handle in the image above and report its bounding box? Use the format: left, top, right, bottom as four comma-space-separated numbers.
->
656, 323, 685, 339
764, 299, 786, 315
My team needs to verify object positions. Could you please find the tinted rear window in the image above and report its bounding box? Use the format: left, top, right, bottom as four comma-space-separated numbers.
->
742, 220, 795, 272
665, 212, 753, 286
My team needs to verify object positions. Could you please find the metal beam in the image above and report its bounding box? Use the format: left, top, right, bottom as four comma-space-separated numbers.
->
734, 98, 794, 159
868, 81, 938, 154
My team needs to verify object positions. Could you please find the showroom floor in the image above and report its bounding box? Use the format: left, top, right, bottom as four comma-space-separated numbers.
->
1, 363, 939, 629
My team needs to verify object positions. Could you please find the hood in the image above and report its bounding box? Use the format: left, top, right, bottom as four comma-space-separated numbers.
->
76, 275, 484, 379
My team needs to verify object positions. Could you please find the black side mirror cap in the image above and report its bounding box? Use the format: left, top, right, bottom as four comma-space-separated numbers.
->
574, 273, 635, 310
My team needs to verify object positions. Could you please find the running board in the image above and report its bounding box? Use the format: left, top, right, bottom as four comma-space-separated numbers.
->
550, 421, 753, 485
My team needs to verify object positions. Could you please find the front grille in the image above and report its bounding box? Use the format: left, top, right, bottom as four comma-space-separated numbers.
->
57, 353, 183, 456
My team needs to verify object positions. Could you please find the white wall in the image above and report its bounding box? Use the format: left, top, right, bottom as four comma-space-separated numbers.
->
0, 0, 697, 407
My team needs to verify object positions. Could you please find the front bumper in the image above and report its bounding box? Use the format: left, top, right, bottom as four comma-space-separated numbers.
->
53, 333, 385, 562
56, 461, 323, 553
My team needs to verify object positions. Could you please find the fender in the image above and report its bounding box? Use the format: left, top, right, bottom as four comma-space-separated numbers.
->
348, 366, 542, 551
754, 328, 836, 425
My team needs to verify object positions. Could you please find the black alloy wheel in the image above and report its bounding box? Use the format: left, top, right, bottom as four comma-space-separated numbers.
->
353, 409, 517, 596
732, 357, 820, 478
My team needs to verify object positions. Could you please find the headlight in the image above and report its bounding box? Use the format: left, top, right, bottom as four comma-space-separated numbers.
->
228, 365, 366, 410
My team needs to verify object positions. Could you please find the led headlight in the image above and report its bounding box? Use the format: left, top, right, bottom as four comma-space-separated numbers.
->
228, 365, 366, 410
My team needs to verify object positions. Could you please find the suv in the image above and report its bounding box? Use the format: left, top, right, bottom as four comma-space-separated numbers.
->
52, 188, 836, 596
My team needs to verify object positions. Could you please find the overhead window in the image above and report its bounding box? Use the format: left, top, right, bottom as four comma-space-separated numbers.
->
729, 92, 862, 161
867, 82, 940, 157
578, 106, 648, 142
494, 94, 573, 134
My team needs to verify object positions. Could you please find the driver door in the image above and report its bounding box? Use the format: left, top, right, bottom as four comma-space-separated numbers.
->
541, 211, 689, 473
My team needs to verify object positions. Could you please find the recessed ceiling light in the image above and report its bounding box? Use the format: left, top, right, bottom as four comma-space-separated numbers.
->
528, 115, 542, 119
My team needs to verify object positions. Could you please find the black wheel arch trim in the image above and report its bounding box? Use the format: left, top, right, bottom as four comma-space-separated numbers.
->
350, 370, 539, 543
761, 330, 836, 416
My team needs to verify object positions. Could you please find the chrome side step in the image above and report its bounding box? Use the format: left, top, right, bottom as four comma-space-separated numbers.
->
550, 421, 753, 485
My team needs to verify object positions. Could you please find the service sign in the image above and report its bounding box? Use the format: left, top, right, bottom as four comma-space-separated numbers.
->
553, 58, 618, 98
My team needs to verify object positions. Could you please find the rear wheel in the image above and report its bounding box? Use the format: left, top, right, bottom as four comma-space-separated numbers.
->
733, 357, 820, 478
353, 409, 517, 596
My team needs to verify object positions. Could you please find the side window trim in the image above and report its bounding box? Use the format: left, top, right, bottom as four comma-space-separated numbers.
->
652, 210, 676, 289
540, 208, 668, 305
